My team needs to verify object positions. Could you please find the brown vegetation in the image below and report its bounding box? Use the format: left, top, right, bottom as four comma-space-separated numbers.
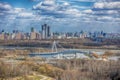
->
102, 51, 114, 57
0, 48, 51, 58
0, 60, 62, 80
0, 49, 30, 58
54, 59, 120, 80
0, 59, 120, 80
0, 47, 120, 80
0, 61, 31, 79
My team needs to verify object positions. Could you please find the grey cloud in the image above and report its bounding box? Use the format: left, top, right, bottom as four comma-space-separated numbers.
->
33, 0, 81, 18
82, 0, 120, 22
0, 2, 12, 11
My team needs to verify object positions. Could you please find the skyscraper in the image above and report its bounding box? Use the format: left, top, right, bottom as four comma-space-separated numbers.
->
42, 24, 50, 39
47, 26, 50, 37
42, 24, 46, 39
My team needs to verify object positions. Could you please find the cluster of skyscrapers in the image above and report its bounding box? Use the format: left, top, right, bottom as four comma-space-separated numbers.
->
41, 24, 50, 39
0, 24, 51, 40
0, 24, 120, 40
30, 24, 50, 40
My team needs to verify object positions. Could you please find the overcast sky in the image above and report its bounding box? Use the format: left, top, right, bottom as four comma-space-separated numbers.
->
0, 0, 120, 33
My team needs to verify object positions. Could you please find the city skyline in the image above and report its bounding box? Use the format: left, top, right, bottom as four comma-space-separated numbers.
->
0, 0, 120, 33
0, 24, 120, 41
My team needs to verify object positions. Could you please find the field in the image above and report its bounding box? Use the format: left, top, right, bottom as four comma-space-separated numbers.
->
0, 57, 120, 80
0, 39, 120, 80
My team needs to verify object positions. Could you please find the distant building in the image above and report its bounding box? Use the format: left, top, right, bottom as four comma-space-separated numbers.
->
11, 33, 16, 40
15, 32, 24, 40
4, 33, 11, 40
0, 33, 5, 40
80, 33, 87, 38
0, 30, 5, 40
47, 26, 50, 37
30, 27, 42, 40
105, 33, 120, 39
42, 24, 50, 39
30, 27, 36, 40
36, 33, 42, 40
24, 33, 30, 40
30, 32, 36, 40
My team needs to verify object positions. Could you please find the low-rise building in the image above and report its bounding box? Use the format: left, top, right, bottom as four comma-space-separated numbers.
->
0, 33, 5, 40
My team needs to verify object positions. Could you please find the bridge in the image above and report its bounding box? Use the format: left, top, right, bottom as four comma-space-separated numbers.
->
29, 49, 90, 59
29, 41, 91, 59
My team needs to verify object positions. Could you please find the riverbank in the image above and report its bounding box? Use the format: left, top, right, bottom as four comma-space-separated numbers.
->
0, 39, 119, 50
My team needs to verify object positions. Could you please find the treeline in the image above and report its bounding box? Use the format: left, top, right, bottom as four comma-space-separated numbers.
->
102, 39, 120, 45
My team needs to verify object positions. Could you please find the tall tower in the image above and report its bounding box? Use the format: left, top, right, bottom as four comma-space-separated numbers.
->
42, 24, 50, 39
47, 26, 50, 37
42, 24, 46, 39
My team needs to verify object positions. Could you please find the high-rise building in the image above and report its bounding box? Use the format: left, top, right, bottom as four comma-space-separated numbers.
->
30, 32, 37, 40
30, 27, 37, 40
42, 24, 50, 39
36, 33, 42, 40
47, 26, 50, 37
42, 24, 46, 39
